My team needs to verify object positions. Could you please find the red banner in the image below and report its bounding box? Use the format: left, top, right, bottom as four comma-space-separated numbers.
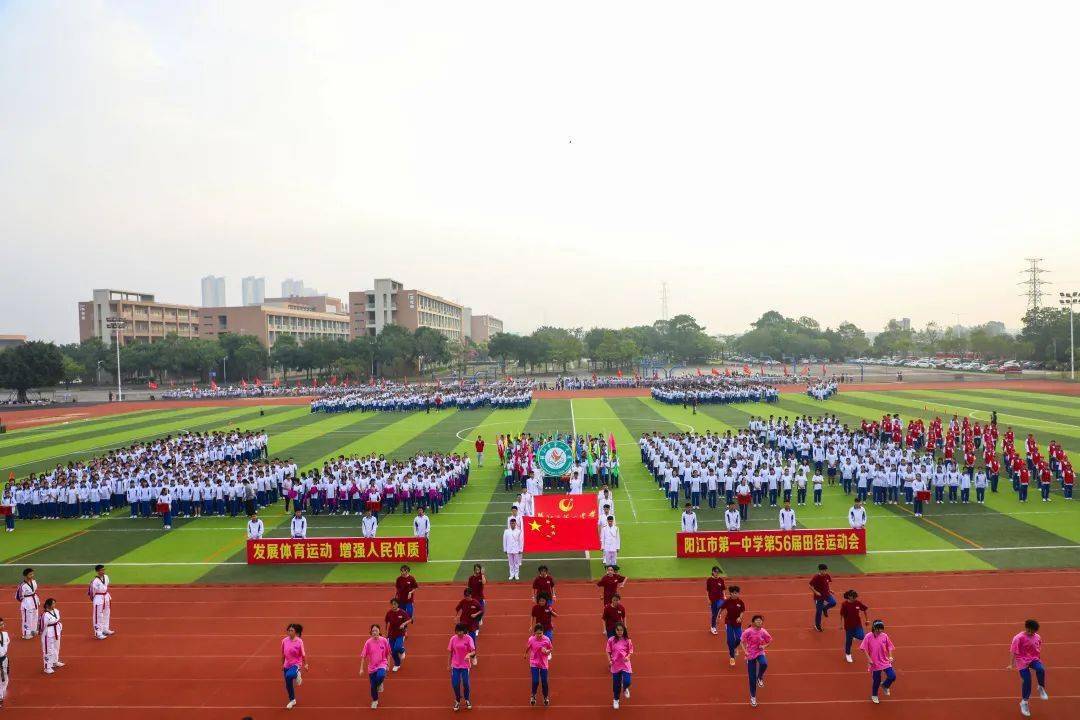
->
523, 517, 601, 553
533, 494, 598, 519
246, 537, 428, 564
676, 528, 866, 558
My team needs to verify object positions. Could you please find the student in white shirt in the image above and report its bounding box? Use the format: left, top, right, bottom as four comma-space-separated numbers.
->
848, 499, 868, 528
778, 501, 797, 531
724, 502, 741, 531
503, 518, 525, 580
247, 513, 265, 539
680, 504, 698, 532
599, 516, 621, 566
361, 509, 379, 538
40, 598, 63, 674
16, 568, 40, 640
0, 616, 10, 704
413, 508, 431, 539
507, 505, 522, 529
290, 510, 308, 539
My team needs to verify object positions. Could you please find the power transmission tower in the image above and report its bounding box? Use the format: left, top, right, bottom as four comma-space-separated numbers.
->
1019, 258, 1050, 313
660, 282, 669, 321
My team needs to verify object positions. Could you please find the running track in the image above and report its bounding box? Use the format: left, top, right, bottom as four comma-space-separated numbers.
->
3, 570, 1078, 718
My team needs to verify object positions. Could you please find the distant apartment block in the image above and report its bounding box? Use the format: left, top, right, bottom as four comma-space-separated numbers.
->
79, 289, 200, 346
241, 276, 266, 306
201, 275, 226, 307
281, 278, 319, 298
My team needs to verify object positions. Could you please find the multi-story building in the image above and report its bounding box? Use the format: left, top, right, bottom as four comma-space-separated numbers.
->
349, 278, 465, 341
201, 276, 226, 307
241, 276, 266, 306
281, 278, 319, 298
199, 296, 349, 348
78, 289, 201, 346
470, 314, 504, 344
0, 334, 27, 350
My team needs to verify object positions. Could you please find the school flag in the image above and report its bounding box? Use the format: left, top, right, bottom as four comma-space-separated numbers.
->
523, 516, 601, 553
147, 381, 158, 390
608, 432, 616, 454
533, 494, 599, 519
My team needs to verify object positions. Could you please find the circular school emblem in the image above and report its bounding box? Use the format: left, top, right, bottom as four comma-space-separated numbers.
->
537, 440, 574, 477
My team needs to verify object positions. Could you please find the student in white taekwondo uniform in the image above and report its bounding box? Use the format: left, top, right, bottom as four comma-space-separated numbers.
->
724, 502, 741, 531
412, 508, 431, 539
680, 504, 698, 532
599, 516, 621, 566
40, 597, 63, 673
247, 513, 265, 539
17, 568, 40, 640
361, 509, 379, 538
848, 499, 868, 528
290, 510, 308, 539
0, 617, 10, 705
503, 517, 525, 580
778, 502, 797, 531
89, 564, 114, 640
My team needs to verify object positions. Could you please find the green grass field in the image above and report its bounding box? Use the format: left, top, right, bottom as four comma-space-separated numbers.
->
3, 387, 1080, 586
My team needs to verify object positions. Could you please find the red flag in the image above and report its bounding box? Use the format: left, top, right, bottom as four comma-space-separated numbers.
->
608, 432, 616, 454
696, 368, 703, 376
296, 379, 303, 388
725, 368, 731, 376
369, 376, 375, 387
210, 380, 219, 391
147, 381, 158, 390
273, 378, 281, 388
240, 379, 248, 389
190, 383, 197, 392
616, 369, 622, 378
329, 375, 338, 386
533, 494, 599, 518
822, 364, 828, 375
742, 364, 751, 376
254, 377, 262, 387
311, 378, 318, 387
783, 365, 790, 376
760, 364, 765, 376
711, 367, 719, 375
523, 516, 601, 553
343, 377, 349, 387
801, 366, 810, 376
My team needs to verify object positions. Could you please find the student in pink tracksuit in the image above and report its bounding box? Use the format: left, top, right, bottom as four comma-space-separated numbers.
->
359, 624, 392, 709
606, 622, 633, 710
859, 620, 896, 704
1008, 619, 1049, 717
741, 614, 773, 707
280, 623, 307, 709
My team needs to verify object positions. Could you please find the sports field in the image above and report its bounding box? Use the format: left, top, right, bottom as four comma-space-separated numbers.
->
3, 386, 1080, 586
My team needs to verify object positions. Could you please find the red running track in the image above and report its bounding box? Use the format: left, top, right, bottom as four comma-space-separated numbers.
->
2, 570, 1079, 719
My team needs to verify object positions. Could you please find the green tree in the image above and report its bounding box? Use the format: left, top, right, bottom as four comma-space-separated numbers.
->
487, 332, 518, 374
375, 325, 416, 377
414, 327, 450, 374
0, 341, 66, 402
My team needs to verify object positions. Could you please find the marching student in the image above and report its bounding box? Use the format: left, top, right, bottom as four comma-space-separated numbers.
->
290, 509, 307, 539
742, 614, 772, 707
448, 623, 477, 711
503, 518, 524, 580
506, 505, 522, 529
529, 594, 557, 641
778, 501, 796, 531
395, 566, 419, 619
0, 618, 8, 708
680, 503, 698, 532
860, 620, 896, 704
602, 593, 626, 638
810, 563, 836, 632
532, 565, 557, 609
812, 472, 824, 506
88, 564, 114, 640
600, 516, 621, 566
359, 624, 392, 709
718, 585, 746, 666
455, 588, 483, 651
607, 621, 634, 710
467, 565, 487, 626
17, 568, 40, 640
413, 507, 431, 540
526, 623, 553, 706
707, 566, 727, 635
840, 590, 870, 662
848, 499, 867, 530
1008, 619, 1049, 717
724, 502, 741, 531
39, 598, 63, 674
247, 513, 265, 540
157, 487, 173, 530
280, 623, 307, 710
911, 475, 927, 517
597, 565, 627, 607
361, 509, 379, 538
385, 598, 412, 672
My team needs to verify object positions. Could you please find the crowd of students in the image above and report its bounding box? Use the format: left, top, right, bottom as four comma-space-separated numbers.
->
651, 377, 782, 406
806, 380, 839, 400
2, 431, 281, 530
309, 382, 532, 413
638, 412, 1074, 522
551, 375, 659, 390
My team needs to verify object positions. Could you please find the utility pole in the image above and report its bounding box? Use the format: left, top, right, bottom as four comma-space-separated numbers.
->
1019, 258, 1050, 313
660, 282, 669, 321
1061, 291, 1079, 381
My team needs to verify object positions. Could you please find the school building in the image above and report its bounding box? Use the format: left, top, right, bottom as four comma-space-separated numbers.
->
199, 296, 350, 347
349, 278, 464, 341
78, 289, 201, 346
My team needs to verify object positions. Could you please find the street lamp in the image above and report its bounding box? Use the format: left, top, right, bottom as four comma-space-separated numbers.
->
105, 316, 127, 401
1060, 291, 1079, 381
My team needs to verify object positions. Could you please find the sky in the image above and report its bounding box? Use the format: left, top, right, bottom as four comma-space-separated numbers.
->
1, 0, 1078, 343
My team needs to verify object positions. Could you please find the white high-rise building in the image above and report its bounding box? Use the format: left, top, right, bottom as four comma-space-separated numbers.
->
242, 276, 266, 306
282, 278, 319, 297
201, 275, 226, 307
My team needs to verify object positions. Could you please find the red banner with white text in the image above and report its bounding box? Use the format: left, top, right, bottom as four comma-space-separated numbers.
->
247, 537, 428, 564
676, 528, 866, 558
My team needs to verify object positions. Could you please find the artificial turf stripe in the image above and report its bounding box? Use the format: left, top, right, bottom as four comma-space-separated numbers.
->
0, 407, 230, 458
269, 412, 394, 467
645, 400, 733, 436
958, 388, 1080, 409
0, 408, 190, 449
895, 389, 1080, 424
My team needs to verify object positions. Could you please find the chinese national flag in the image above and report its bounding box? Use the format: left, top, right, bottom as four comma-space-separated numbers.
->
533, 494, 599, 518
523, 516, 600, 553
